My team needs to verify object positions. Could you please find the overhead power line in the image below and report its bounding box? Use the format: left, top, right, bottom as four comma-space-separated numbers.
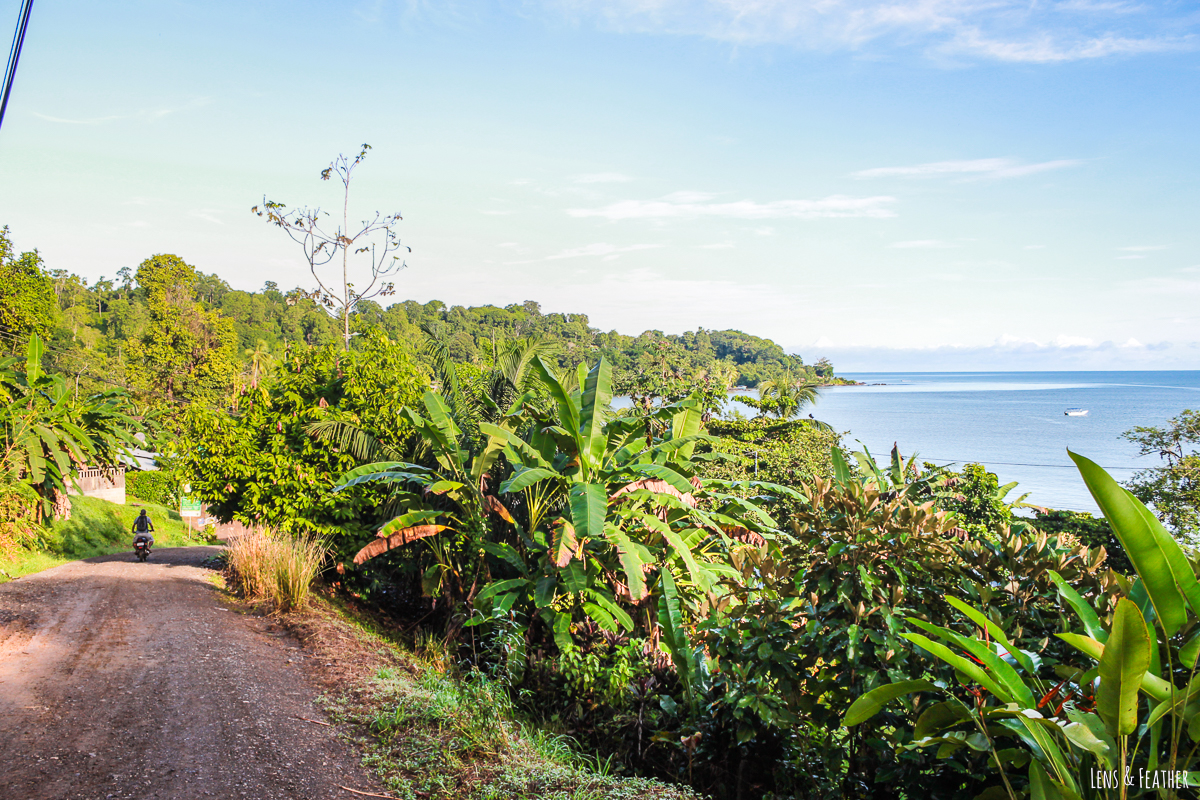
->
0, 0, 35, 134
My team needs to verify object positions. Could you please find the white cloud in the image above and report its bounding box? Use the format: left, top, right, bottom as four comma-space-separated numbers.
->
948, 28, 1190, 63
506, 242, 664, 263
190, 210, 224, 225
1119, 245, 1168, 251
539, 0, 1195, 63
1117, 255, 1147, 260
1054, 334, 1095, 347
853, 157, 1080, 180
32, 97, 211, 125
568, 193, 897, 221
573, 172, 635, 184
889, 239, 956, 249
481, 210, 516, 215
699, 242, 735, 249
547, 242, 662, 260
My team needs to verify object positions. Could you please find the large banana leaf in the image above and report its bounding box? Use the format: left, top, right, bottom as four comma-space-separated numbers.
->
1057, 633, 1173, 702
945, 596, 1037, 676
657, 569, 694, 700
479, 421, 552, 469
899, 632, 1012, 703
568, 482, 607, 540
606, 524, 648, 601
500, 466, 560, 494
533, 356, 580, 451
1048, 570, 1108, 643
421, 391, 466, 468
669, 398, 703, 460
628, 463, 694, 495
470, 425, 511, 488
905, 618, 1035, 707
1070, 450, 1200, 635
1096, 598, 1151, 736
578, 358, 611, 472
842, 680, 938, 727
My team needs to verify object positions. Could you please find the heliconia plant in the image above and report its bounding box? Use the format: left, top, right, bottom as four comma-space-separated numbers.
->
843, 451, 1200, 799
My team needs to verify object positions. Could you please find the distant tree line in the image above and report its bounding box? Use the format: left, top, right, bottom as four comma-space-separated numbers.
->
0, 225, 839, 424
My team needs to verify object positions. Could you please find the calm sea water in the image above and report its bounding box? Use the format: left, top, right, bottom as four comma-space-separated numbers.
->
727, 372, 1200, 514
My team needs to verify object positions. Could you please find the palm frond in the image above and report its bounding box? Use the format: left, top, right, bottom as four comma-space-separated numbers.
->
305, 419, 403, 462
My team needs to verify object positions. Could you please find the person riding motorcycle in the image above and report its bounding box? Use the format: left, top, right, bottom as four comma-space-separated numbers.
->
131, 509, 155, 552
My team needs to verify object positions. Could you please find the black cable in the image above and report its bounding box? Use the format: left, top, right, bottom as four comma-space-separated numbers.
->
0, 0, 35, 133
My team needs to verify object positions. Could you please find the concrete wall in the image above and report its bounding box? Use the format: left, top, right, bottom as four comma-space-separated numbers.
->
70, 466, 125, 505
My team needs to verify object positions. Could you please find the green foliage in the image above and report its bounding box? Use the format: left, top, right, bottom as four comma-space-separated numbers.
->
701, 417, 841, 490
845, 451, 1200, 799
0, 226, 56, 340
178, 330, 425, 555
0, 336, 140, 519
126, 469, 176, 506
1034, 508, 1132, 574
125, 254, 238, 408
1123, 409, 1200, 544
696, 453, 1117, 798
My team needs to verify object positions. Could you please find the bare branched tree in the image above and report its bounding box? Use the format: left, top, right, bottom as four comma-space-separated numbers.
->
253, 144, 409, 349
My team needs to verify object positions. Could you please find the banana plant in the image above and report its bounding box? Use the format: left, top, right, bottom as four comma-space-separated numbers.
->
333, 389, 520, 633
0, 335, 139, 518
843, 451, 1200, 799
475, 355, 779, 650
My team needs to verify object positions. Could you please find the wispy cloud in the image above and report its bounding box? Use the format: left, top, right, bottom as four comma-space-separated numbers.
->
573, 172, 635, 184
32, 97, 211, 125
506, 242, 664, 263
853, 157, 1080, 180
1119, 245, 1168, 251
569, 193, 896, 221
889, 239, 956, 249
699, 242, 735, 249
190, 210, 225, 225
539, 0, 1195, 63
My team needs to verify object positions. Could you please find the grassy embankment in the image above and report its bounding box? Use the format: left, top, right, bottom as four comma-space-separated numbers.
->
284, 594, 701, 800
0, 495, 214, 583
213, 536, 699, 800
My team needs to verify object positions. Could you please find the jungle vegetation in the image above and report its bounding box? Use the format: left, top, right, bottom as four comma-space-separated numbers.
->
3, 218, 1199, 799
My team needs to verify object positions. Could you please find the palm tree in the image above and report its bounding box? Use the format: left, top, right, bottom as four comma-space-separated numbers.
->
757, 370, 820, 420
244, 340, 274, 389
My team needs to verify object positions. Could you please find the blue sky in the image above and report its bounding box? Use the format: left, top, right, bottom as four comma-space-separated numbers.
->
1, 0, 1198, 370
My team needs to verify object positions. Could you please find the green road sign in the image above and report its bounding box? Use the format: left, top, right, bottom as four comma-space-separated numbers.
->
180, 496, 202, 518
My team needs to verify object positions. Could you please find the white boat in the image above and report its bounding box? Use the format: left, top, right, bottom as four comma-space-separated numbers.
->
1065, 408, 1089, 417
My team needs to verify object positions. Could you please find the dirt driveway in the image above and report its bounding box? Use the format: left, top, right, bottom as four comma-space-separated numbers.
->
0, 546, 385, 800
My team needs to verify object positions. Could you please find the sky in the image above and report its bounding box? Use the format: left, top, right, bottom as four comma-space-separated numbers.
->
1, 0, 1198, 371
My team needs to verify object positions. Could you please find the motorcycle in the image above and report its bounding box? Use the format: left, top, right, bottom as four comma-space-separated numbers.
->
133, 535, 151, 562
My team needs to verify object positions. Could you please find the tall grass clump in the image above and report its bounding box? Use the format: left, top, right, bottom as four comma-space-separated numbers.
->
0, 479, 42, 559
226, 529, 327, 611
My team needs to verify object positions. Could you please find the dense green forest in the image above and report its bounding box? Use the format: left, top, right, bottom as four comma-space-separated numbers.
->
0, 225, 841, 421
5, 218, 1200, 800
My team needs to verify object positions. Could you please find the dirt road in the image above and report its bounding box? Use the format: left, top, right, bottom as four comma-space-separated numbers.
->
0, 547, 384, 800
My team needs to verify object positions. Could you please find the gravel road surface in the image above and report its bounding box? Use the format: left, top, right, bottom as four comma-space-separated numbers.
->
0, 546, 384, 800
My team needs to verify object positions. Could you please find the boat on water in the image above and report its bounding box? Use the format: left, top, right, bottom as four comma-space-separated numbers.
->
1065, 408, 1089, 417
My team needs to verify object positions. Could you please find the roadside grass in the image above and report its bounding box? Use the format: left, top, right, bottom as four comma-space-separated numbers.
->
286, 594, 701, 800
0, 495, 215, 583
225, 529, 327, 611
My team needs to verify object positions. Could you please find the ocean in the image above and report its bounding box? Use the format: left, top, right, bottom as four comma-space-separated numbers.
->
726, 371, 1200, 514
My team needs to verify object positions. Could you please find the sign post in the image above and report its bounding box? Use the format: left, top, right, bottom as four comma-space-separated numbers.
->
180, 483, 201, 532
